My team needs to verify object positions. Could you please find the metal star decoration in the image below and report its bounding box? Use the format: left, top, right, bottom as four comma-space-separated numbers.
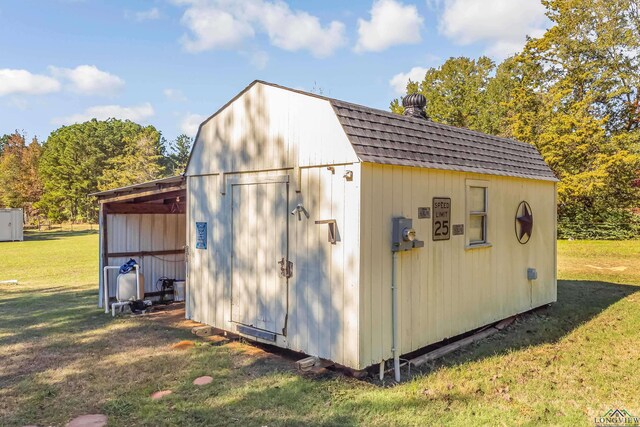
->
516, 202, 533, 243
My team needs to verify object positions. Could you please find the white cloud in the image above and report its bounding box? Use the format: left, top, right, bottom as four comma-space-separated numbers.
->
54, 103, 155, 125
0, 69, 61, 96
180, 4, 254, 52
164, 88, 188, 102
439, 0, 548, 58
180, 113, 206, 137
389, 66, 428, 95
49, 65, 125, 96
355, 0, 423, 53
127, 7, 161, 21
177, 0, 347, 58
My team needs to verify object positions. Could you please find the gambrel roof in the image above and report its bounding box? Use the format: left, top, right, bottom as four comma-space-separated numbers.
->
188, 80, 557, 182
329, 99, 557, 182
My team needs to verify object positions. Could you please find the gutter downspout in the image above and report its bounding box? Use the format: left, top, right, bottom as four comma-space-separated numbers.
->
391, 251, 400, 382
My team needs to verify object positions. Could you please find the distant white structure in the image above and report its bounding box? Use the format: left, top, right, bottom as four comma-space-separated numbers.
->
0, 208, 24, 242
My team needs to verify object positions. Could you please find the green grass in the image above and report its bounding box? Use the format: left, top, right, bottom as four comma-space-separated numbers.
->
1, 233, 639, 426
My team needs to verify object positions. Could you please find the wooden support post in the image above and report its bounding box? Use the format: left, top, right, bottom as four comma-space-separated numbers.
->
100, 204, 109, 308
409, 316, 517, 368
295, 356, 318, 371
192, 326, 216, 337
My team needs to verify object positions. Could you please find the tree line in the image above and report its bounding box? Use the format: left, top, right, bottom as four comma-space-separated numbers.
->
391, 0, 640, 239
0, 120, 192, 223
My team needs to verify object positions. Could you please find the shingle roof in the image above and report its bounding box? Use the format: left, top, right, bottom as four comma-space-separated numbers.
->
329, 99, 558, 182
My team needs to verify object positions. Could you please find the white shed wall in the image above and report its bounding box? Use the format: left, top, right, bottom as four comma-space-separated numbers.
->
0, 208, 24, 242
103, 214, 186, 299
187, 164, 361, 368
186, 82, 359, 176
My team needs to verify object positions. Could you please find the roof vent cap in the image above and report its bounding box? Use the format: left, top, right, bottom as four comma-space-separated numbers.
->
402, 93, 428, 120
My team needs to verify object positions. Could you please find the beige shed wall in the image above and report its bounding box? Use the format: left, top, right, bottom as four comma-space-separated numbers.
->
187, 163, 361, 368
359, 164, 556, 368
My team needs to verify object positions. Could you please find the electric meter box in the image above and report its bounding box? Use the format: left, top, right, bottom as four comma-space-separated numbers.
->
392, 217, 424, 252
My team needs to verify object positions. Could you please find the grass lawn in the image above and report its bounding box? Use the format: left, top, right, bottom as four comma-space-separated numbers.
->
1, 233, 639, 426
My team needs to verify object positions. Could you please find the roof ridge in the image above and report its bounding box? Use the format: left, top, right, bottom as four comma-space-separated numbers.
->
254, 80, 540, 152
226, 81, 557, 182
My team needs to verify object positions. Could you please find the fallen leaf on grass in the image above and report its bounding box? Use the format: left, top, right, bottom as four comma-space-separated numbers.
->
170, 340, 195, 350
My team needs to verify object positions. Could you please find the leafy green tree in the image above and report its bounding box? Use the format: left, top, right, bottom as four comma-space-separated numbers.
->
38, 119, 165, 222
0, 132, 43, 215
98, 127, 165, 190
167, 134, 193, 175
0, 134, 9, 156
391, 0, 640, 236
390, 57, 496, 133
0, 132, 27, 208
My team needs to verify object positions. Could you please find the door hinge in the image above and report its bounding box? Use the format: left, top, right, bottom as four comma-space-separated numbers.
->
278, 257, 293, 279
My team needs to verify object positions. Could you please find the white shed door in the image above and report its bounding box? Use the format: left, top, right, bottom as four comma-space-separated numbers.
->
231, 180, 289, 334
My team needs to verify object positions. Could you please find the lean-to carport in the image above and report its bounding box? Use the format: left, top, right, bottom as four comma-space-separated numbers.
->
92, 176, 187, 310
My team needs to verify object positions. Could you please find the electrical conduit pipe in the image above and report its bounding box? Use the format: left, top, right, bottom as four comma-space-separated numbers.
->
391, 251, 400, 382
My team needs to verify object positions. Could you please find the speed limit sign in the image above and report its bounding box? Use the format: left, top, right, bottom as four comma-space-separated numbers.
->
432, 197, 451, 241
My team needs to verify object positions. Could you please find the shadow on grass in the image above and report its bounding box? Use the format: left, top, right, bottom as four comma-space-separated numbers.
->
0, 286, 193, 388
2, 279, 638, 426
23, 229, 99, 241
405, 279, 639, 376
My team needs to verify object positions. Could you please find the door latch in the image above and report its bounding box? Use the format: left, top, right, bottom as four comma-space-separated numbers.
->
278, 257, 293, 279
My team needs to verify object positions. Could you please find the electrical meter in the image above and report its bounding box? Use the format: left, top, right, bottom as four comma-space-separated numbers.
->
402, 227, 416, 242
392, 217, 424, 252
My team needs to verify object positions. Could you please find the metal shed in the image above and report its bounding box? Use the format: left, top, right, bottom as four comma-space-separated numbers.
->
183, 81, 557, 374
0, 208, 24, 242
92, 176, 186, 310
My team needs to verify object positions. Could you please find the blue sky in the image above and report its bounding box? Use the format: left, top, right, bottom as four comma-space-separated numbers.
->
0, 0, 549, 143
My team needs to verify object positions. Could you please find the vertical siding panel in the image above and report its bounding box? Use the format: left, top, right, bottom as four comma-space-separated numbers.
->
450, 173, 461, 336
306, 167, 320, 358
288, 173, 300, 352
370, 165, 384, 364
296, 169, 315, 352
411, 167, 427, 350
344, 163, 360, 368
167, 214, 177, 284
359, 165, 372, 367
318, 168, 332, 359
434, 171, 444, 340
331, 166, 345, 364
188, 178, 199, 322
199, 177, 209, 325
178, 213, 186, 281
138, 215, 151, 292
223, 178, 233, 330
442, 172, 453, 338
379, 166, 393, 361
209, 176, 222, 328
399, 167, 413, 354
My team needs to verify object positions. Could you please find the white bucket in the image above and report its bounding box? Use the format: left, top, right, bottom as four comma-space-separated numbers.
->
174, 280, 186, 302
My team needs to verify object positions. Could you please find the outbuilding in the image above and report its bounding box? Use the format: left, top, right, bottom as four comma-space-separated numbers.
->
93, 176, 186, 311
0, 208, 24, 242
97, 80, 558, 376
185, 81, 557, 373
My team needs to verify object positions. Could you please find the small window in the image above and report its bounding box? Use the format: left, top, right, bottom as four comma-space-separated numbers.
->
468, 185, 487, 245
